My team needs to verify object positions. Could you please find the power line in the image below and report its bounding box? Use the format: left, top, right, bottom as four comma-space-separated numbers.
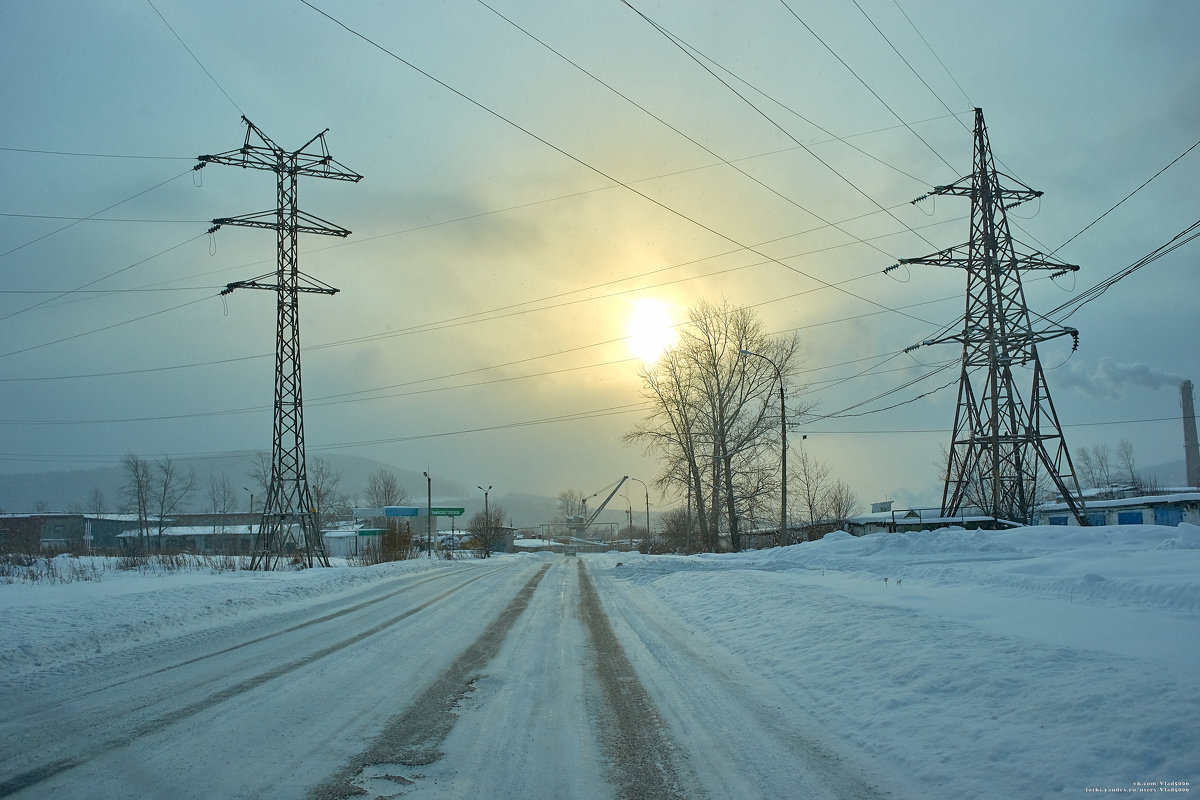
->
0, 168, 196, 261
803, 415, 1187, 437
1051, 136, 1200, 256
891, 0, 973, 112
777, 0, 958, 174
0, 212, 206, 223
0, 410, 1182, 467
0, 212, 952, 382
0, 146, 191, 160
622, 0, 944, 255
0, 292, 216, 360
0, 401, 650, 464
145, 0, 244, 116
1048, 215, 1200, 322
0, 232, 208, 326
0, 286, 215, 295
473, 0, 905, 256
302, 1, 940, 329
851, 0, 969, 130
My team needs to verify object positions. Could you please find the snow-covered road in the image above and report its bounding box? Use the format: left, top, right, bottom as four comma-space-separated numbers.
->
1, 524, 1197, 798
0, 553, 893, 799
1, 560, 540, 798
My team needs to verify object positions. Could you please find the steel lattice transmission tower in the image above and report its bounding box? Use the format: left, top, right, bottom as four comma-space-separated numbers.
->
896, 108, 1087, 525
197, 118, 362, 568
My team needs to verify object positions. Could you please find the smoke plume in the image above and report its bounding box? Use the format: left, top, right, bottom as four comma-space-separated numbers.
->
1057, 357, 1186, 399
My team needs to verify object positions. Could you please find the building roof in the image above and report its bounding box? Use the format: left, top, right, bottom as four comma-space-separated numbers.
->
117, 525, 255, 538
1038, 492, 1200, 512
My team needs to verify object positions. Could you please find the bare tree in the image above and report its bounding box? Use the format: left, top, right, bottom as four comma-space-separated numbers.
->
790, 450, 861, 539
364, 467, 407, 508
823, 480, 860, 528
309, 457, 350, 529
88, 487, 106, 517
1076, 444, 1113, 494
793, 449, 833, 538
153, 455, 195, 548
626, 299, 801, 552
627, 343, 713, 548
361, 467, 409, 553
122, 453, 154, 548
208, 472, 237, 533
655, 507, 692, 553
247, 450, 271, 500
1116, 438, 1138, 490
557, 489, 586, 521
466, 503, 507, 556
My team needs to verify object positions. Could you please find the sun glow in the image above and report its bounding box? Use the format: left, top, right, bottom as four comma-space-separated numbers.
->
625, 297, 677, 363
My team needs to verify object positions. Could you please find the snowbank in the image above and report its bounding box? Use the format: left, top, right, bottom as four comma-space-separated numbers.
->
593, 524, 1200, 798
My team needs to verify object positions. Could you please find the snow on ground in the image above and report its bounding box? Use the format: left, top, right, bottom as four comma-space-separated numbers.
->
0, 554, 455, 675
1, 525, 1197, 798
588, 524, 1200, 798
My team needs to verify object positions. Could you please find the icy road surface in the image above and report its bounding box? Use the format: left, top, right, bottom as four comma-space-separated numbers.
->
1, 525, 1198, 798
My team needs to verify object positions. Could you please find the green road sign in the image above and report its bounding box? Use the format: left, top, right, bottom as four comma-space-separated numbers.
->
430, 507, 465, 517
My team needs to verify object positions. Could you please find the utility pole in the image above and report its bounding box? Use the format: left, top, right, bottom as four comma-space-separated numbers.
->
424, 471, 432, 558
198, 118, 362, 568
740, 349, 787, 546
896, 108, 1086, 525
630, 476, 651, 547
478, 485, 491, 558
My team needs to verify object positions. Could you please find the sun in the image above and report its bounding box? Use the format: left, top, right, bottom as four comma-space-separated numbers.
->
626, 297, 677, 362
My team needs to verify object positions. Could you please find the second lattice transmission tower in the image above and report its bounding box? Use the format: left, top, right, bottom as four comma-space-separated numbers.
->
198, 118, 362, 568
898, 108, 1086, 525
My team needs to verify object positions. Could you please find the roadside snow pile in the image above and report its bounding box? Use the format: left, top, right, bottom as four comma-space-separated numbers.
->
638, 523, 1200, 611
596, 524, 1200, 798
0, 557, 455, 675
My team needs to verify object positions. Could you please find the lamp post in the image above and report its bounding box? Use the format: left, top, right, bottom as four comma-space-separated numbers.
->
740, 348, 787, 547
243, 487, 254, 515
477, 485, 491, 558
619, 494, 633, 551
630, 476, 651, 547
423, 471, 432, 559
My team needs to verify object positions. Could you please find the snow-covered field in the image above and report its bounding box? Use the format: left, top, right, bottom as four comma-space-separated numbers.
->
1, 524, 1197, 799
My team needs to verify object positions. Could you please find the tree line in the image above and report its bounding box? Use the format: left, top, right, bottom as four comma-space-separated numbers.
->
112, 454, 421, 549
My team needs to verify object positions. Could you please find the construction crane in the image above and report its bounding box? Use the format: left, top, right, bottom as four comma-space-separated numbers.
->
570, 476, 628, 539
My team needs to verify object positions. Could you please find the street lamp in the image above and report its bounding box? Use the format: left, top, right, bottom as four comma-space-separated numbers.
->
242, 487, 254, 515
740, 348, 787, 547
477, 485, 491, 558
619, 494, 633, 551
630, 476, 651, 547
423, 471, 432, 559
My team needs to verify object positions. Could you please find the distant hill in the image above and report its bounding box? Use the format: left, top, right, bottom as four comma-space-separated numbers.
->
1138, 458, 1189, 488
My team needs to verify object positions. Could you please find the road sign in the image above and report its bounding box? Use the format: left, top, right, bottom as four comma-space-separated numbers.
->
354, 506, 464, 518
383, 506, 419, 517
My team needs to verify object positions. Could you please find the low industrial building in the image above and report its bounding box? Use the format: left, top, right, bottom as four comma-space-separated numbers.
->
1036, 491, 1200, 527
0, 513, 147, 551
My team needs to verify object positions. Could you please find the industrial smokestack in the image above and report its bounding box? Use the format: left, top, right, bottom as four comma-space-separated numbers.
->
1182, 380, 1200, 488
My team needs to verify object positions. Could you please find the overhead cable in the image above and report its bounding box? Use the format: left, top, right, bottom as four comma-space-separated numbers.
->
302, 1, 940, 328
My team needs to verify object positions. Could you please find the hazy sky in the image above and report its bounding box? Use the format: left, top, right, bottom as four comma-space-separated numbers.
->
1, 0, 1197, 510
